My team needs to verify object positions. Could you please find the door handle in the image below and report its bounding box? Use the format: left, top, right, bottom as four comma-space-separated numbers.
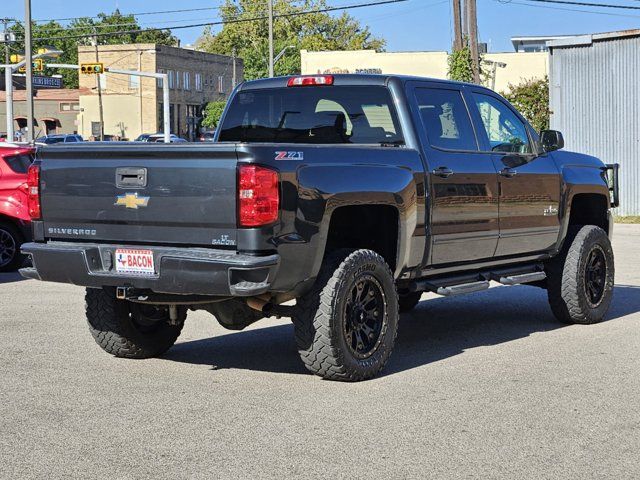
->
116, 167, 147, 188
432, 167, 454, 178
499, 168, 517, 178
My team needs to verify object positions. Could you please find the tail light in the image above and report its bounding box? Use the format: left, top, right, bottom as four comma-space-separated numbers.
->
27, 164, 41, 219
287, 75, 334, 87
238, 165, 279, 227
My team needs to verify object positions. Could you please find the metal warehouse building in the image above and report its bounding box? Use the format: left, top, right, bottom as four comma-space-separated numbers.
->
548, 30, 640, 216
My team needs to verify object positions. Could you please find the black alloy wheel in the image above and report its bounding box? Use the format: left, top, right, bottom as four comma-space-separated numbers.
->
0, 222, 24, 272
0, 227, 17, 268
344, 275, 386, 359
584, 245, 607, 307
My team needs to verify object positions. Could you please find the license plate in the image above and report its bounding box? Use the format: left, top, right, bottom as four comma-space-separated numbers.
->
114, 249, 155, 275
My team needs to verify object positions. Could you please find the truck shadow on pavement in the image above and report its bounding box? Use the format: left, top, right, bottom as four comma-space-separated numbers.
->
0, 272, 26, 285
163, 284, 640, 378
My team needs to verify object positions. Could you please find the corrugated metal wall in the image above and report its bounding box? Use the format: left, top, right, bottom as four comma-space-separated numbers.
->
549, 35, 640, 216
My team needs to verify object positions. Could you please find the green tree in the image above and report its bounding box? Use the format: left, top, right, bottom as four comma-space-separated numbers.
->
9, 11, 177, 89
502, 76, 550, 132
202, 101, 227, 129
447, 44, 474, 83
199, 0, 385, 80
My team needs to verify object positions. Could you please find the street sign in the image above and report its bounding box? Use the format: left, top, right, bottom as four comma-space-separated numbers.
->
80, 63, 104, 75
32, 76, 63, 89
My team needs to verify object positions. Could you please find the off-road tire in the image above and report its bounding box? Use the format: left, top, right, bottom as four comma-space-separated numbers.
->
0, 221, 24, 272
85, 287, 186, 358
546, 225, 614, 324
398, 291, 422, 313
292, 249, 399, 381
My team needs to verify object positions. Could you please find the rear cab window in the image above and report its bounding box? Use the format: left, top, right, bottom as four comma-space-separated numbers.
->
218, 86, 404, 145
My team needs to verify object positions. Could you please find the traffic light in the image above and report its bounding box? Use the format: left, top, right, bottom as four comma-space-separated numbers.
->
80, 63, 104, 75
17, 59, 44, 73
10, 54, 23, 63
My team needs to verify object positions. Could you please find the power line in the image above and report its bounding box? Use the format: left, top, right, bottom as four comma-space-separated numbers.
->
497, 0, 640, 17
516, 0, 640, 9
33, 6, 226, 23
32, 0, 412, 43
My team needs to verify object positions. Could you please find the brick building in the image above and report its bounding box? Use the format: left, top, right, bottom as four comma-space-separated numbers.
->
0, 88, 85, 139
77, 44, 242, 140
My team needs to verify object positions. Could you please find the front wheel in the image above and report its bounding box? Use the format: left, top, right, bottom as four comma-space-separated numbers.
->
292, 249, 399, 381
85, 287, 186, 358
546, 225, 614, 324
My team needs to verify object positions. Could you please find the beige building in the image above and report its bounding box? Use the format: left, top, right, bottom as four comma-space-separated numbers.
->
77, 44, 243, 140
300, 49, 548, 93
0, 88, 86, 139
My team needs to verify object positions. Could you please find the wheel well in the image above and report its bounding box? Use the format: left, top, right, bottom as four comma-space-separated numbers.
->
325, 205, 399, 270
0, 214, 19, 230
569, 193, 609, 234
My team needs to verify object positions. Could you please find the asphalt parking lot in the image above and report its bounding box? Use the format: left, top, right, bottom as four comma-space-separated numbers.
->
1, 225, 639, 479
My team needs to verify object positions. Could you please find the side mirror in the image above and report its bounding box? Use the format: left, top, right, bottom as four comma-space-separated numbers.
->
540, 130, 564, 152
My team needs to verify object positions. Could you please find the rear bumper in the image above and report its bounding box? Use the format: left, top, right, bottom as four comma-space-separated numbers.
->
20, 241, 280, 297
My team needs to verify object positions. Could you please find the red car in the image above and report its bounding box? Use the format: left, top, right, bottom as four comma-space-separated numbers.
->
0, 143, 35, 271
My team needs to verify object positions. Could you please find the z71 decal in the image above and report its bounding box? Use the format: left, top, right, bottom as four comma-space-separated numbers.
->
275, 151, 304, 160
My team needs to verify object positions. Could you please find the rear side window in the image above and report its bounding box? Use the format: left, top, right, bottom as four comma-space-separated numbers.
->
3, 154, 33, 174
218, 86, 404, 145
414, 88, 478, 151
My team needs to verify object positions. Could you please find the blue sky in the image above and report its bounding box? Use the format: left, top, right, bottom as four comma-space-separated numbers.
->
5, 0, 640, 52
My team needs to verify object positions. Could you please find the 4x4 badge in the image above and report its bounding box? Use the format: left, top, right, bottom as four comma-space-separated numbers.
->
115, 192, 150, 209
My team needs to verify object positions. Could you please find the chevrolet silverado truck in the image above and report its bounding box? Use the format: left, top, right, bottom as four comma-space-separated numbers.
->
20, 75, 620, 381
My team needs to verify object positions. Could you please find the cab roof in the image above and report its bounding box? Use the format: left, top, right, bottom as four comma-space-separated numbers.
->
237, 73, 481, 91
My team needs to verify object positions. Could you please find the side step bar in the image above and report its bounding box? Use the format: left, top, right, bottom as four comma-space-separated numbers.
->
496, 271, 546, 286
407, 262, 547, 298
436, 281, 490, 297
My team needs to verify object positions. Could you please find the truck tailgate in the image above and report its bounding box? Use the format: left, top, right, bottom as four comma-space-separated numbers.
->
39, 144, 238, 247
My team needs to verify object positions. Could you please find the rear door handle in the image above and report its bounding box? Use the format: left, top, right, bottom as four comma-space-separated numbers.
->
432, 167, 454, 178
499, 168, 517, 178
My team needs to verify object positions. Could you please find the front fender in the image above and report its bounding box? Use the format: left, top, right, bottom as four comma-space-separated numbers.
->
556, 161, 610, 250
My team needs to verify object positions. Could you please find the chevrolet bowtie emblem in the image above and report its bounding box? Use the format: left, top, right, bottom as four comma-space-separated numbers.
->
115, 192, 150, 209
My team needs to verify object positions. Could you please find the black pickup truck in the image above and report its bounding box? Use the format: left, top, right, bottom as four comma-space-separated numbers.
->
21, 74, 619, 381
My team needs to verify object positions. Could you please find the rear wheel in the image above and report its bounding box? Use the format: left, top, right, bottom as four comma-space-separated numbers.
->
85, 287, 186, 358
0, 221, 24, 272
292, 249, 399, 381
546, 225, 614, 324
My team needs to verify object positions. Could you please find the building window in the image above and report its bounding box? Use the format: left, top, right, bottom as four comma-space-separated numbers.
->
129, 75, 140, 89
218, 75, 224, 94
175, 71, 181, 90
195, 73, 202, 91
59, 102, 80, 113
168, 70, 175, 89
183, 71, 191, 91
157, 69, 165, 88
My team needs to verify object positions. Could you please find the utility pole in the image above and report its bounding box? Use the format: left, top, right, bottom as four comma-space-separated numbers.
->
466, 0, 480, 84
2, 18, 12, 66
452, 0, 463, 51
232, 47, 237, 88
93, 28, 104, 141
24, 0, 35, 142
267, 0, 274, 77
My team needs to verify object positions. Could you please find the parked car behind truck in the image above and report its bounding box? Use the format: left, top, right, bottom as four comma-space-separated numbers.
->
0, 143, 35, 271
21, 74, 619, 381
